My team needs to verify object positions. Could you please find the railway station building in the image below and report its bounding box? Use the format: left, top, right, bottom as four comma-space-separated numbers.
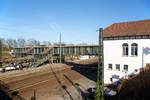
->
12, 19, 150, 84
103, 19, 150, 84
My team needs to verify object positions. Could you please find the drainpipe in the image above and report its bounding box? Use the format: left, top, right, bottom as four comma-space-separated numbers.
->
142, 47, 144, 68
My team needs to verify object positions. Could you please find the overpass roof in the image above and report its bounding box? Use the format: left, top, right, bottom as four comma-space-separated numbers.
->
14, 45, 98, 49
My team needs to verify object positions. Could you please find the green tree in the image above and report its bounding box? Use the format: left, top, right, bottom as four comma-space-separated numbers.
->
94, 80, 104, 100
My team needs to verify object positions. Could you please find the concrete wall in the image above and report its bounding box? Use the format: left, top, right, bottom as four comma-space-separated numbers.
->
104, 39, 150, 84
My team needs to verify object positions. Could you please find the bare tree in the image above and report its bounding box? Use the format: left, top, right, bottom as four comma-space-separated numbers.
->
0, 38, 6, 45
6, 38, 13, 49
42, 41, 51, 46
35, 40, 40, 46
12, 39, 18, 48
27, 39, 40, 46
17, 38, 26, 47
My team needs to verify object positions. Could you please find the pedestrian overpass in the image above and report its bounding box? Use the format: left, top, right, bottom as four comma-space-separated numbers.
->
13, 45, 98, 64
14, 45, 98, 57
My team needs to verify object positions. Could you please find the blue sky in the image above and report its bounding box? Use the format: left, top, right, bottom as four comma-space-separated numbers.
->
0, 0, 150, 44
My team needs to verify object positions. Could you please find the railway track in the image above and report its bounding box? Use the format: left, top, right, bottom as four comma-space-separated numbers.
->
0, 64, 70, 98
0, 61, 97, 100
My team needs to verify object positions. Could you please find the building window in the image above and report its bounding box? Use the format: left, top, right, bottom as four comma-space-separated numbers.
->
110, 78, 112, 82
131, 43, 138, 56
122, 43, 128, 56
116, 64, 120, 71
124, 65, 128, 71
108, 64, 112, 70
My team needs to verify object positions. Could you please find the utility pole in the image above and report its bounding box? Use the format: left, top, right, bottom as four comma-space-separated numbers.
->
97, 28, 104, 100
59, 32, 62, 63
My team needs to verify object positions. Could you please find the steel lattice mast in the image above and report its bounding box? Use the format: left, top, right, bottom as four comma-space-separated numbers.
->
97, 28, 104, 100
59, 32, 62, 63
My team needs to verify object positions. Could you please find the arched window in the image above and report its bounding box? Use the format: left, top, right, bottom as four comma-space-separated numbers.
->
122, 43, 128, 56
131, 43, 138, 56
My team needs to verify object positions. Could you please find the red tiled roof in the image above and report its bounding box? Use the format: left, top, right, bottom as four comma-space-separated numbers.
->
103, 19, 150, 37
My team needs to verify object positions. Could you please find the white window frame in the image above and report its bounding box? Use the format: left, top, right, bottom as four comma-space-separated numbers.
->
124, 65, 128, 71
131, 43, 138, 56
116, 64, 120, 71
108, 64, 113, 70
122, 43, 128, 56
